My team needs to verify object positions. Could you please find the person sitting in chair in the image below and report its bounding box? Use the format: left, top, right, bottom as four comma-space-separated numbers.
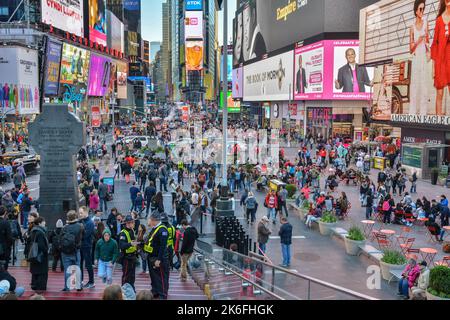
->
425, 217, 445, 242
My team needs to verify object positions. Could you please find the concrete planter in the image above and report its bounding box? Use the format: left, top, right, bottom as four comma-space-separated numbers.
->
298, 208, 308, 221
379, 260, 406, 281
344, 237, 365, 256
318, 220, 337, 236
426, 290, 450, 301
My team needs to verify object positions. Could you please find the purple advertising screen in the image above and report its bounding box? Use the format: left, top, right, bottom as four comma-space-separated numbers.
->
43, 38, 62, 96
294, 40, 374, 101
232, 67, 243, 99
88, 54, 111, 96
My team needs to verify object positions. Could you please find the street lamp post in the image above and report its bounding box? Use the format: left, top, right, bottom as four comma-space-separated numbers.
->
222, 0, 228, 187
109, 94, 117, 141
288, 83, 292, 148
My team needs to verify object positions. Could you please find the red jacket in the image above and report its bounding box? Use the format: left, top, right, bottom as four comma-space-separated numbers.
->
265, 194, 278, 209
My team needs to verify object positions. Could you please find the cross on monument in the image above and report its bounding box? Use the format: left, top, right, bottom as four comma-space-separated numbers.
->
28, 104, 86, 229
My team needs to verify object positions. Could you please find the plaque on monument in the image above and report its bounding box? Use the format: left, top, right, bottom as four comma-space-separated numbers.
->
28, 104, 86, 230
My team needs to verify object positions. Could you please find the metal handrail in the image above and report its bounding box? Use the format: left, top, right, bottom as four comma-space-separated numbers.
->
220, 247, 378, 300
193, 248, 286, 300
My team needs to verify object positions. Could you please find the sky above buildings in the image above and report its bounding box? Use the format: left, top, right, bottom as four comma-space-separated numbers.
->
141, 0, 236, 45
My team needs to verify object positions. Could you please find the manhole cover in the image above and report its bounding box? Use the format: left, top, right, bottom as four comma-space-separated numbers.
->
294, 252, 321, 262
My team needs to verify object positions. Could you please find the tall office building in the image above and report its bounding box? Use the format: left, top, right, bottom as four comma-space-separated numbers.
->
160, 0, 171, 103
170, 0, 180, 102
107, 0, 124, 22
150, 41, 161, 63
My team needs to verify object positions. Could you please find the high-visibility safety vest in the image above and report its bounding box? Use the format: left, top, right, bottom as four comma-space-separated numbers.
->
144, 225, 168, 254
166, 224, 176, 250
178, 162, 184, 170
120, 229, 137, 254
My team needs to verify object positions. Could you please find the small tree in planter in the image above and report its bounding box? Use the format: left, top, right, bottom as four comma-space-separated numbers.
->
318, 212, 338, 236
344, 226, 365, 256
379, 250, 407, 281
285, 184, 297, 199
426, 266, 450, 300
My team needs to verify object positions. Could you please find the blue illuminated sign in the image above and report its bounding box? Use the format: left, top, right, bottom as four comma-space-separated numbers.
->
186, 0, 202, 11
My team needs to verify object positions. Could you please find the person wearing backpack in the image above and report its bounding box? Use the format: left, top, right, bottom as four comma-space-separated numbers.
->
48, 219, 64, 272
148, 167, 157, 188
245, 192, 258, 224
7, 212, 22, 266
79, 207, 95, 289
61, 211, 84, 292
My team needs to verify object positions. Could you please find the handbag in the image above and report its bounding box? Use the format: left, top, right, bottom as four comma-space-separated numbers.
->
27, 241, 40, 263
106, 193, 113, 202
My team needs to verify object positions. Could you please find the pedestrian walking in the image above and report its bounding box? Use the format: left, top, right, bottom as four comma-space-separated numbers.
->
179, 219, 198, 282
244, 192, 258, 224
79, 207, 95, 289
265, 190, 278, 224
94, 228, 119, 286
98, 179, 108, 213
129, 182, 140, 212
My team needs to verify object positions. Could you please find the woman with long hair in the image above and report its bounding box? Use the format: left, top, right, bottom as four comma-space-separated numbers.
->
152, 191, 165, 213
409, 0, 431, 115
431, 0, 450, 115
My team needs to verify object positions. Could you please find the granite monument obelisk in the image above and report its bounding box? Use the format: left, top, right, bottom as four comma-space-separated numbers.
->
28, 104, 85, 229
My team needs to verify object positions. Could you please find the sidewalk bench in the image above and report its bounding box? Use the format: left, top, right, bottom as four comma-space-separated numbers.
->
358, 244, 383, 262
388, 269, 403, 284
332, 227, 348, 239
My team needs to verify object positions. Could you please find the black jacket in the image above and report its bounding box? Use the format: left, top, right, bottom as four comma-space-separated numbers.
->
146, 224, 169, 261
63, 221, 84, 251
29, 226, 49, 275
180, 226, 198, 255
279, 223, 293, 245
0, 216, 13, 259
119, 227, 137, 258
106, 213, 117, 236
144, 186, 156, 202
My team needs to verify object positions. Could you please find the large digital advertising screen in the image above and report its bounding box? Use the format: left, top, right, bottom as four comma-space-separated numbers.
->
360, 0, 449, 125
232, 67, 244, 99
0, 46, 40, 115
41, 0, 84, 37
107, 10, 124, 53
243, 50, 294, 102
43, 38, 63, 96
89, 0, 107, 46
294, 40, 373, 101
116, 61, 128, 99
88, 54, 111, 97
186, 41, 204, 71
59, 43, 91, 103
185, 11, 203, 39
233, 0, 325, 67
185, 0, 202, 11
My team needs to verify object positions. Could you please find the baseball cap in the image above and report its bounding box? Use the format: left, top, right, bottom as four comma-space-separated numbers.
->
150, 211, 161, 220
124, 215, 133, 223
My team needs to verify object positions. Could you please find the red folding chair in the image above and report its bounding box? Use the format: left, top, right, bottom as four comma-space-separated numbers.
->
399, 238, 415, 255
375, 233, 392, 250
395, 226, 412, 247
426, 226, 439, 243
405, 248, 420, 260
404, 212, 415, 225
370, 229, 380, 241
434, 256, 450, 267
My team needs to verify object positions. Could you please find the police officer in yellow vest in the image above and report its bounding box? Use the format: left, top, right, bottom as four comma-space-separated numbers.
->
144, 211, 169, 299
161, 213, 175, 276
119, 215, 138, 291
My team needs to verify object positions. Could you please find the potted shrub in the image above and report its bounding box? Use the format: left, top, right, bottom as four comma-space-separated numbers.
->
379, 250, 407, 281
344, 226, 366, 256
426, 266, 450, 300
285, 184, 297, 200
318, 212, 338, 236
431, 168, 439, 185
298, 200, 310, 220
